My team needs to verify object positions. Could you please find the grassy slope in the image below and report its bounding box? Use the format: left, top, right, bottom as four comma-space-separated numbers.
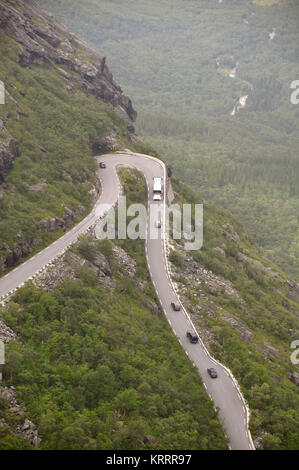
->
37, 0, 299, 280
0, 170, 227, 450
0, 29, 153, 275
169, 178, 299, 449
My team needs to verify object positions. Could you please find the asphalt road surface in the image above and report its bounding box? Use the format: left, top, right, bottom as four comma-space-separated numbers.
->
0, 151, 254, 450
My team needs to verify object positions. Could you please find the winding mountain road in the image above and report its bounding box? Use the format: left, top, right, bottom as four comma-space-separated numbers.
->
0, 150, 254, 450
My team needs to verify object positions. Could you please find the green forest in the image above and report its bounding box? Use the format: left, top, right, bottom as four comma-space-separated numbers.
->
38, 0, 299, 280
1, 169, 298, 450
0, 0, 298, 452
0, 27, 152, 276
0, 170, 227, 450
168, 177, 299, 449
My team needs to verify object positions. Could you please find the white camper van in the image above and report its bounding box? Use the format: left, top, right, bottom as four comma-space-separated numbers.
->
153, 177, 163, 201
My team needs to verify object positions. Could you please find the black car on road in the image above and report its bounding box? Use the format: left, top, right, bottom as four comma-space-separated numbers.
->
186, 331, 198, 343
207, 367, 218, 378
171, 302, 181, 311
99, 162, 106, 168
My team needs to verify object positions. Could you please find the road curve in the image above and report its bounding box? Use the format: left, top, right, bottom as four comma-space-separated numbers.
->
0, 150, 254, 450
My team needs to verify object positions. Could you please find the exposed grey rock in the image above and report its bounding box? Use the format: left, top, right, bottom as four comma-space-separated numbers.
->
112, 244, 136, 278
0, 0, 138, 270
167, 180, 175, 205
33, 237, 138, 293
175, 249, 241, 301
38, 216, 68, 233
0, 0, 136, 122
4, 239, 33, 268
238, 326, 255, 341
28, 181, 46, 192
213, 246, 226, 258
92, 131, 122, 155
221, 316, 255, 342
21, 418, 32, 431
168, 241, 285, 364
1, 386, 17, 404
34, 245, 115, 292
0, 320, 18, 343
38, 209, 75, 232
288, 371, 299, 386
286, 280, 299, 306
77, 204, 87, 216
254, 431, 267, 449
167, 166, 173, 178
34, 251, 82, 291
0, 205, 87, 273
221, 224, 240, 243
140, 297, 161, 317
92, 253, 112, 276
236, 252, 280, 278
250, 342, 279, 362
281, 298, 296, 315
287, 280, 299, 292
0, 386, 41, 447
0, 131, 21, 184
127, 124, 135, 133
144, 434, 156, 444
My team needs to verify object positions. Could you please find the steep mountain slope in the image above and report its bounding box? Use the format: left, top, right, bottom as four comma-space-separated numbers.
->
0, 169, 228, 450
0, 1, 227, 450
37, 0, 299, 280
0, 0, 298, 451
167, 178, 299, 449
0, 0, 143, 276
1, 167, 298, 450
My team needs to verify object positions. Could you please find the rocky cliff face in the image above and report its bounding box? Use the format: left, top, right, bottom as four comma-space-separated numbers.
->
0, 118, 20, 184
0, 385, 41, 448
0, 0, 136, 123
0, 0, 136, 183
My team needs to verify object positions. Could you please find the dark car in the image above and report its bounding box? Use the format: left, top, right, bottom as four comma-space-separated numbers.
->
171, 302, 181, 311
99, 162, 106, 168
186, 331, 198, 343
207, 367, 218, 379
